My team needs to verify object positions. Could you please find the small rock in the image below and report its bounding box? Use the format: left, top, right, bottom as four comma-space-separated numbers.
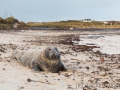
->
27, 78, 32, 82
2, 68, 6, 70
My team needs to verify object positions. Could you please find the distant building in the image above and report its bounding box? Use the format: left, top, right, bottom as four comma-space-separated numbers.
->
82, 19, 92, 22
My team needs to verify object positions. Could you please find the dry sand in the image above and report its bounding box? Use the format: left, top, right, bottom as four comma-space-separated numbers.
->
0, 30, 120, 90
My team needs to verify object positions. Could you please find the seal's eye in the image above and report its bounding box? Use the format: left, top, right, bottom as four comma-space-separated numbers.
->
49, 48, 51, 51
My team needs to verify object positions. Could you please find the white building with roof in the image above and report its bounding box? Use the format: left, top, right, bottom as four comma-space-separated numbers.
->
82, 19, 92, 22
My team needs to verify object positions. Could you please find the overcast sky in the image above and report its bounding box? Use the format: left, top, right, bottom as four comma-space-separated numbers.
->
0, 0, 120, 22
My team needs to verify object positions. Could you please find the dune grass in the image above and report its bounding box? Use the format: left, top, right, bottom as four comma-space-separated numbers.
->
28, 20, 120, 29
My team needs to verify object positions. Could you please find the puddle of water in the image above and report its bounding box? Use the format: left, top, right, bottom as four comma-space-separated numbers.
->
78, 35, 120, 54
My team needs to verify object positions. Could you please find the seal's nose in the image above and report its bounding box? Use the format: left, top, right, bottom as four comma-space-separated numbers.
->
53, 53, 56, 56
52, 53, 56, 59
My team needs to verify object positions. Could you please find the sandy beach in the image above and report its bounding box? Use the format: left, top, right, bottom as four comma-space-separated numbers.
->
0, 30, 120, 90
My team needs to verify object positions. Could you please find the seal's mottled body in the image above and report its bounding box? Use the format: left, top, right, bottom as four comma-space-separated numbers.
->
14, 46, 66, 73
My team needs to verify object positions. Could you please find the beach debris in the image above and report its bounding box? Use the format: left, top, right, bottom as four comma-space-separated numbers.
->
86, 66, 89, 70
4, 60, 10, 62
83, 85, 97, 90
102, 81, 109, 88
27, 78, 51, 84
72, 45, 99, 52
2, 68, 6, 70
100, 57, 104, 62
18, 86, 24, 90
67, 84, 73, 90
27, 78, 32, 82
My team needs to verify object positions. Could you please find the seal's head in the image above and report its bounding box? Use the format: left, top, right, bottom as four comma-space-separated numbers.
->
44, 46, 60, 60
38, 46, 66, 73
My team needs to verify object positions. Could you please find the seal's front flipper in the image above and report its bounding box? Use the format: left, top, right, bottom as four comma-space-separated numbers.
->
30, 59, 41, 72
59, 65, 67, 71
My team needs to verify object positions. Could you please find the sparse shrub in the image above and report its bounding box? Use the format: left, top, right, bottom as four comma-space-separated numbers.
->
0, 17, 29, 30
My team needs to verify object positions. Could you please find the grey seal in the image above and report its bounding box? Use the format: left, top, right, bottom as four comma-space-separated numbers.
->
14, 46, 66, 73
